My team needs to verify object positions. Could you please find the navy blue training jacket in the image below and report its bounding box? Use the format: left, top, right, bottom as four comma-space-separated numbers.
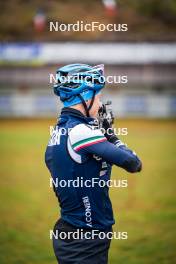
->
45, 107, 142, 230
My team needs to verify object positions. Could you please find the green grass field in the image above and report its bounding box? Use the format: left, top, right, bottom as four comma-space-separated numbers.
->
0, 119, 176, 264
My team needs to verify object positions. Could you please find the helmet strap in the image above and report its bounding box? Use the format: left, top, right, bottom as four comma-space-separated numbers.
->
78, 91, 96, 117
88, 91, 96, 112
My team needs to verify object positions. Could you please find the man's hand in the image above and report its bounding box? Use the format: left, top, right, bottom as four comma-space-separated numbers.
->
102, 118, 119, 144
98, 101, 119, 144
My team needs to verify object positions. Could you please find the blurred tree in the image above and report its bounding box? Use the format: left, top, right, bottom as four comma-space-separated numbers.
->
0, 0, 176, 41
137, 0, 176, 25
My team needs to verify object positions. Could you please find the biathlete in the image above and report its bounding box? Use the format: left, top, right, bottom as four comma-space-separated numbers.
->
45, 63, 142, 264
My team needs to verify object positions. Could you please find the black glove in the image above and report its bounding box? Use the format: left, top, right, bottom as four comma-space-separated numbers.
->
98, 101, 119, 144
102, 118, 119, 144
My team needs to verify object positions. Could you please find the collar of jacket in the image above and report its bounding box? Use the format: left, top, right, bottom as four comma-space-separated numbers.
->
60, 107, 95, 125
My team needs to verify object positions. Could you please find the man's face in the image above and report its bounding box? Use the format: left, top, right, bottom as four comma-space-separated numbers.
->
88, 93, 102, 118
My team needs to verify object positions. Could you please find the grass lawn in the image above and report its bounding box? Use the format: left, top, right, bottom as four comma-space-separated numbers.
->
0, 118, 176, 264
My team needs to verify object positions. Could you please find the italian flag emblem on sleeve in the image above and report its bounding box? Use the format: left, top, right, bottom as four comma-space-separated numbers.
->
72, 136, 107, 151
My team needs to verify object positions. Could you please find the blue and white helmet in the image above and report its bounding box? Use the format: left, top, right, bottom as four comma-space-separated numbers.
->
53, 63, 105, 107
